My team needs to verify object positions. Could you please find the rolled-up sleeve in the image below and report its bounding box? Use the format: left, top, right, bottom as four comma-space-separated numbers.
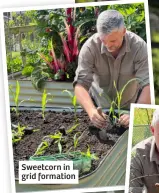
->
73, 42, 95, 91
134, 41, 150, 87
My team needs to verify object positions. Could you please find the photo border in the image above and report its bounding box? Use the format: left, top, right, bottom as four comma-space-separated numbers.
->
125, 103, 159, 193
0, 0, 154, 192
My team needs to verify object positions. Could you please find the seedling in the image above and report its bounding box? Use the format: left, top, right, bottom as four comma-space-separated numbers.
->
114, 78, 141, 115
100, 78, 142, 126
12, 123, 25, 144
34, 140, 49, 156
81, 145, 99, 160
9, 80, 33, 116
66, 123, 80, 134
73, 132, 81, 151
41, 89, 53, 120
49, 132, 63, 154
63, 90, 78, 122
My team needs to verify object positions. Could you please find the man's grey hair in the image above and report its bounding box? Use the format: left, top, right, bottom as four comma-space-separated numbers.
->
151, 109, 159, 127
96, 10, 125, 36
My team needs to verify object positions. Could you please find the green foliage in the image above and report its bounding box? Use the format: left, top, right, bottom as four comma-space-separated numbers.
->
81, 145, 99, 160
9, 80, 33, 116
7, 54, 22, 74
30, 65, 53, 90
22, 65, 34, 76
153, 47, 159, 104
41, 89, 53, 120
66, 123, 80, 134
73, 132, 81, 151
49, 132, 63, 154
114, 78, 141, 114
5, 11, 38, 74
12, 123, 25, 144
108, 3, 146, 40
34, 140, 49, 156
63, 90, 78, 122
132, 108, 154, 146
101, 78, 142, 125
9, 81, 23, 116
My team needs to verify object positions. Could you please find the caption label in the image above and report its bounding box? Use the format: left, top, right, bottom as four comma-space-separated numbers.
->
19, 161, 79, 184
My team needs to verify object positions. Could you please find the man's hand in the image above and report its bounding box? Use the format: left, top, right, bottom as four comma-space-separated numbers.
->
89, 108, 107, 128
119, 114, 130, 127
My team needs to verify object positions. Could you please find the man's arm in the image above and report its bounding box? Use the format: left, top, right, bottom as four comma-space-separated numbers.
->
75, 84, 106, 128
137, 85, 151, 104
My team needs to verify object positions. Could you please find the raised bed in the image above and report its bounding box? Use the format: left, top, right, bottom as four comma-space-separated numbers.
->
11, 107, 128, 192
8, 79, 74, 108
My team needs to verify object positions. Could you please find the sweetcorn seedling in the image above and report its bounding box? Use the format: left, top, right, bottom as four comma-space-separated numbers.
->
34, 140, 49, 156
63, 90, 78, 122
113, 78, 141, 115
100, 78, 142, 125
41, 89, 53, 120
73, 132, 81, 151
49, 132, 63, 154
81, 145, 99, 160
9, 80, 33, 116
66, 123, 80, 134
12, 123, 26, 144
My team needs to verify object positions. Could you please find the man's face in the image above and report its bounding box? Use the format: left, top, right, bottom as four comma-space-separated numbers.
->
100, 28, 126, 53
151, 122, 159, 152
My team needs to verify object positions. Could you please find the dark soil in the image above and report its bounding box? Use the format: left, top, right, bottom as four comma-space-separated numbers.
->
11, 109, 127, 178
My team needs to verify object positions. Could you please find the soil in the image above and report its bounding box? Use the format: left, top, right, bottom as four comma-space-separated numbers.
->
11, 109, 127, 178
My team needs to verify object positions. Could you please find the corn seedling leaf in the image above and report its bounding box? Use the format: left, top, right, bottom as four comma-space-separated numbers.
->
15, 81, 20, 107
72, 96, 77, 107
66, 123, 79, 134
63, 89, 73, 98
58, 141, 62, 154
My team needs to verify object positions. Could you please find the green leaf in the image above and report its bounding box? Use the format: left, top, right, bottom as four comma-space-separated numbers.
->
72, 96, 77, 107
66, 123, 79, 134
58, 141, 62, 154
63, 89, 73, 98
15, 81, 20, 106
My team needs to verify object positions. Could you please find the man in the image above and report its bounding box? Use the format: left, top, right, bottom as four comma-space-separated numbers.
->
130, 109, 159, 193
73, 10, 150, 128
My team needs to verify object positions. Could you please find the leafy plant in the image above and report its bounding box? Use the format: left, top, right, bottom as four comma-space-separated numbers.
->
49, 132, 63, 154
73, 132, 81, 151
31, 65, 52, 90
35, 8, 81, 82
41, 89, 53, 120
12, 123, 26, 144
9, 80, 33, 116
34, 140, 49, 156
66, 123, 80, 134
38, 39, 68, 81
81, 145, 99, 160
114, 78, 142, 115
101, 78, 142, 125
63, 89, 78, 122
